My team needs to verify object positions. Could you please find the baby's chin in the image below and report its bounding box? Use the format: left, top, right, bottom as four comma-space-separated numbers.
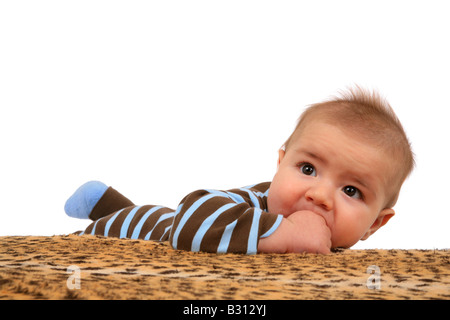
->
331, 235, 360, 249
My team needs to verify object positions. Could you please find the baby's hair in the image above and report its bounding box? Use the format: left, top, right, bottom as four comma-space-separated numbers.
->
284, 85, 415, 207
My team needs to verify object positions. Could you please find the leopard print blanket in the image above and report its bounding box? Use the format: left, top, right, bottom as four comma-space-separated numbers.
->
0, 235, 448, 299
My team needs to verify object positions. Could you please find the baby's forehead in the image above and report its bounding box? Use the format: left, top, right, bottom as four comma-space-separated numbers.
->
291, 121, 399, 188
296, 118, 396, 156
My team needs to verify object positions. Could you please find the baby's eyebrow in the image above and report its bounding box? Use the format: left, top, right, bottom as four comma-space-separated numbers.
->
301, 150, 326, 163
349, 175, 379, 198
353, 177, 369, 189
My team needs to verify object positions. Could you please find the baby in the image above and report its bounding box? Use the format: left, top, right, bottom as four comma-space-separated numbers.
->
65, 86, 414, 254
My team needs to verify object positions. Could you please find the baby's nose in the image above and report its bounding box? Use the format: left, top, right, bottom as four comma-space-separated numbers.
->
305, 184, 333, 211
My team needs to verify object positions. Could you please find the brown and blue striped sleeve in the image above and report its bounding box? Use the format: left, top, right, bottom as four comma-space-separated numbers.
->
169, 183, 283, 254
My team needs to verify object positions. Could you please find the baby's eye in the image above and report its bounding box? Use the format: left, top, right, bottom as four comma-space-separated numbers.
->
300, 163, 317, 177
343, 186, 363, 199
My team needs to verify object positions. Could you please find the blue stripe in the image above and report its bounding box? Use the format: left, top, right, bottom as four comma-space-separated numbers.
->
130, 206, 163, 239
225, 191, 246, 204
171, 193, 216, 249
191, 203, 235, 252
253, 189, 269, 199
242, 187, 269, 206
247, 209, 262, 255
90, 220, 99, 235
160, 225, 172, 241
240, 188, 260, 209
204, 189, 233, 200
104, 209, 124, 236
144, 212, 175, 240
204, 189, 246, 204
119, 206, 141, 239
168, 203, 182, 240
217, 220, 238, 253
260, 214, 283, 238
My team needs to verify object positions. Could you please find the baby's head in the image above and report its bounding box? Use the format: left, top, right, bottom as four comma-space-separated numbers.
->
267, 86, 415, 248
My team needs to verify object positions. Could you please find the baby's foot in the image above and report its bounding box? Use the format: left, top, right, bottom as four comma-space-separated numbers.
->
64, 181, 108, 219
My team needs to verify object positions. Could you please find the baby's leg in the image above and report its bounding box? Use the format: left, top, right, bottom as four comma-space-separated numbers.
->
88, 186, 135, 221
80, 205, 176, 241
65, 181, 134, 220
65, 181, 175, 241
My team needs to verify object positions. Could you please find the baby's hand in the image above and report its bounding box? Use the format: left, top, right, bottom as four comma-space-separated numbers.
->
285, 210, 332, 254
258, 210, 332, 254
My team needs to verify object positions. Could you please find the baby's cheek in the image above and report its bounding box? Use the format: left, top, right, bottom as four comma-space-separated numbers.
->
282, 194, 301, 217
331, 220, 366, 248
268, 195, 285, 215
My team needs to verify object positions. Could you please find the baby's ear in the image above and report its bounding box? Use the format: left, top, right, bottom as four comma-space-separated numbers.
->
361, 208, 395, 240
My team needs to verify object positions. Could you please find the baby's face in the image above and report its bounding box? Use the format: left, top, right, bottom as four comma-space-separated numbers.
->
267, 121, 395, 248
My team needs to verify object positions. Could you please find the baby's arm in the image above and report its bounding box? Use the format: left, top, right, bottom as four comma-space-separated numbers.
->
169, 188, 283, 254
258, 210, 332, 254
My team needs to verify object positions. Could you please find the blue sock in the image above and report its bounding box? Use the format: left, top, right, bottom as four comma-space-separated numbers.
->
64, 181, 108, 219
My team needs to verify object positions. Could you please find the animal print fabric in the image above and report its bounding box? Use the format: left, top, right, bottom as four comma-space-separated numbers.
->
0, 235, 448, 299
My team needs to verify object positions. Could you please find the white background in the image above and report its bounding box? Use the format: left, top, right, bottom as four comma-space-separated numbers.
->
1, 1, 448, 249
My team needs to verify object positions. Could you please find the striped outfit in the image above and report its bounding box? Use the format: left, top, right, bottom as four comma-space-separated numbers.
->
79, 182, 283, 254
